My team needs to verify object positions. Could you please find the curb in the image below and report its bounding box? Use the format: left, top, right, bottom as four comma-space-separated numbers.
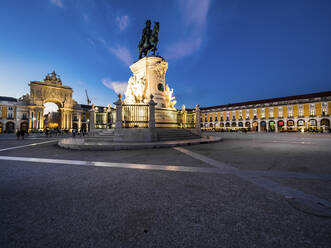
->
58, 136, 222, 151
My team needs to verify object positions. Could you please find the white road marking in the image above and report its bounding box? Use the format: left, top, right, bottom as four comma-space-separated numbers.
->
0, 155, 224, 174
0, 140, 57, 152
174, 147, 331, 209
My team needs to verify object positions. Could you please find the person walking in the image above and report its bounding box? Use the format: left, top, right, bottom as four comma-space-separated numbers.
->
16, 129, 21, 140
20, 129, 25, 140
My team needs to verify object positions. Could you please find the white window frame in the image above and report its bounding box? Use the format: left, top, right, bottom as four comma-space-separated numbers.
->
261, 108, 265, 118
269, 108, 274, 118
322, 102, 328, 115
309, 104, 315, 116
298, 104, 304, 117
288, 105, 293, 117
278, 106, 283, 117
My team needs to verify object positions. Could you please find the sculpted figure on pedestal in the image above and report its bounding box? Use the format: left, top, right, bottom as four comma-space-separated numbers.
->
124, 76, 147, 104
138, 20, 160, 59
164, 84, 176, 109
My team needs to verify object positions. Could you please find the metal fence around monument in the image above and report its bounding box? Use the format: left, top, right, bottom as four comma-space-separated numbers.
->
185, 111, 196, 128
122, 104, 149, 128
155, 108, 182, 128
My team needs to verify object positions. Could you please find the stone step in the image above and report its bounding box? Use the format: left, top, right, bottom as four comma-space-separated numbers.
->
156, 128, 200, 141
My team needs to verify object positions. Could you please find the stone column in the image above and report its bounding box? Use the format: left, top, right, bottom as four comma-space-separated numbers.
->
69, 112, 73, 132
33, 111, 37, 130
181, 105, 186, 128
28, 110, 32, 131
195, 104, 201, 136
78, 112, 81, 132
89, 105, 96, 132
148, 94, 157, 128
60, 109, 65, 130
114, 94, 123, 129
39, 110, 44, 130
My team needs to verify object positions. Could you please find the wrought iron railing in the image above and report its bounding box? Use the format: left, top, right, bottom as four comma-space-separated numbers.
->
122, 104, 149, 128
185, 111, 196, 128
155, 107, 180, 128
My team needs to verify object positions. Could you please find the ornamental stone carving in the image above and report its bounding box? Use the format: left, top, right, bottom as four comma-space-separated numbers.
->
124, 56, 176, 109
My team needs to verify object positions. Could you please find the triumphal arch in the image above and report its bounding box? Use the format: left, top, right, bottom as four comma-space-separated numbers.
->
27, 71, 75, 131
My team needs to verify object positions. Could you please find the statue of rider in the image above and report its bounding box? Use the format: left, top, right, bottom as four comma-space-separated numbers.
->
138, 20, 152, 56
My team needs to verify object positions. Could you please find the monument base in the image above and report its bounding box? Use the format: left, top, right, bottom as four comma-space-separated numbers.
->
124, 56, 176, 109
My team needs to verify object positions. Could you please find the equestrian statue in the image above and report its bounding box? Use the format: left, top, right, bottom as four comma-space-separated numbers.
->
138, 20, 159, 59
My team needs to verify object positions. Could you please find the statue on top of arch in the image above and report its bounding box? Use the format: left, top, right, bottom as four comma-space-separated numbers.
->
44, 70, 62, 85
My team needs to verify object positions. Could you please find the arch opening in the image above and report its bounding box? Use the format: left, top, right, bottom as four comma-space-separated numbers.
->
44, 102, 60, 130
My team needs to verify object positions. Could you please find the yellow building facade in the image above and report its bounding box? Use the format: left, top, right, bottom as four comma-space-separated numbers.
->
201, 91, 331, 132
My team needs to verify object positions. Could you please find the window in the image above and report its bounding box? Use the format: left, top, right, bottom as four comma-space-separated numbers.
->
7, 112, 13, 119
226, 112, 229, 120
253, 109, 257, 118
209, 116, 212, 122
8, 106, 13, 111
220, 112, 224, 121
278, 107, 283, 118
288, 106, 293, 117
246, 110, 250, 119
215, 115, 218, 121
298, 105, 304, 117
22, 113, 27, 120
309, 104, 315, 116
322, 102, 328, 116
232, 112, 236, 120
0, 107, 2, 118
269, 108, 274, 118
261, 108, 265, 118
239, 110, 242, 119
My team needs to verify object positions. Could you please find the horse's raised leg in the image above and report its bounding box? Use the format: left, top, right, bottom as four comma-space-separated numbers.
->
138, 48, 142, 59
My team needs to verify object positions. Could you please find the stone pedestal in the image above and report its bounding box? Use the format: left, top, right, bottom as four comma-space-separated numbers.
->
195, 104, 201, 136
89, 106, 96, 132
114, 95, 123, 129
125, 56, 174, 108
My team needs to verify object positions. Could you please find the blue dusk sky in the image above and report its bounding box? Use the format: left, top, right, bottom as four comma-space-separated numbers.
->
0, 0, 331, 109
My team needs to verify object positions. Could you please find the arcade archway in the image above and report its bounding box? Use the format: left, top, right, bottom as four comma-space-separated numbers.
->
5, 122, 15, 133
321, 119, 330, 131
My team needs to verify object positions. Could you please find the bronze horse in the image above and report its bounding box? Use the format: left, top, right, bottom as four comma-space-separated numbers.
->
138, 22, 159, 59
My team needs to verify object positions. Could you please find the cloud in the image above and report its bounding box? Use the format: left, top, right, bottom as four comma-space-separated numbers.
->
181, 0, 210, 28
49, 0, 64, 8
166, 37, 202, 59
94, 36, 133, 66
165, 0, 210, 59
102, 78, 128, 95
108, 45, 133, 66
116, 15, 129, 31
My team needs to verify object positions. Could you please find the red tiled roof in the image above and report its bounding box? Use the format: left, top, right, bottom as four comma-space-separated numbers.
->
200, 91, 331, 110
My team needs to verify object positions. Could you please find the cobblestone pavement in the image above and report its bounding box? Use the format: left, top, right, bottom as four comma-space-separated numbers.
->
0, 132, 330, 248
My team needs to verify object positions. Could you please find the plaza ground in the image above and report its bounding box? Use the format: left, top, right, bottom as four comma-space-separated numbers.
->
0, 132, 330, 247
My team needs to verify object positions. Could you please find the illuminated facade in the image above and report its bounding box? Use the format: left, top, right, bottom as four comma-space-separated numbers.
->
201, 91, 331, 132
0, 70, 195, 133
0, 71, 111, 133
